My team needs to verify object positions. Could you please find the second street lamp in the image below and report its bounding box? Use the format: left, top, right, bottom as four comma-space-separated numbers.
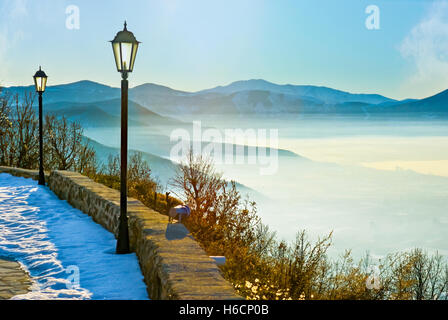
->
33, 66, 48, 186
111, 21, 140, 254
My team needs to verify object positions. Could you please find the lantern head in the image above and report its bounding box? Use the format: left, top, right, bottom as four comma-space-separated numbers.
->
33, 66, 48, 93
111, 21, 140, 78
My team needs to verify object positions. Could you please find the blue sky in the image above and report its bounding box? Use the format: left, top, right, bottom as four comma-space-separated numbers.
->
0, 0, 447, 100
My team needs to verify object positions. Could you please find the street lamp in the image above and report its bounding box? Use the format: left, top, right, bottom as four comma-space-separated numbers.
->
111, 21, 140, 254
33, 66, 48, 186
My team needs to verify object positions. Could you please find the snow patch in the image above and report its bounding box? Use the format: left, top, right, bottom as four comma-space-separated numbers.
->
0, 173, 149, 300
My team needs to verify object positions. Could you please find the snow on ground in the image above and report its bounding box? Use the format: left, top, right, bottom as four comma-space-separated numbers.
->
0, 173, 149, 300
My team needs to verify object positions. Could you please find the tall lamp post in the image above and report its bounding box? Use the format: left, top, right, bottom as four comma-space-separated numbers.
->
111, 22, 140, 254
33, 67, 48, 186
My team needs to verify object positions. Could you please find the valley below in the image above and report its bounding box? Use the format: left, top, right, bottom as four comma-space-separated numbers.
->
84, 114, 448, 260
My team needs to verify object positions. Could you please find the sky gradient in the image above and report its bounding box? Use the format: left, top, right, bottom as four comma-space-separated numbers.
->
0, 0, 447, 100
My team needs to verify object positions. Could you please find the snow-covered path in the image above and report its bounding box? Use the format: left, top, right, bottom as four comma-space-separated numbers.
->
0, 173, 149, 300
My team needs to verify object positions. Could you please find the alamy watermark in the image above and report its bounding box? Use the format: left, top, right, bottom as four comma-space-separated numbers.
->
66, 5, 80, 30
65, 265, 80, 290
170, 121, 279, 175
365, 265, 382, 290
365, 5, 380, 30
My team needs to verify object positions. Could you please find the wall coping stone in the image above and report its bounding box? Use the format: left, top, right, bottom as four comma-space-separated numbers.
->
0, 166, 50, 181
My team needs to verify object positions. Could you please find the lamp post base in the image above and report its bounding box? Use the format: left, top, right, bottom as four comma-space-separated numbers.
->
38, 177, 45, 186
116, 218, 130, 254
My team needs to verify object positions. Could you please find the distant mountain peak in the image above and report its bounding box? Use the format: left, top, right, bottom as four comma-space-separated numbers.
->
132, 82, 188, 94
55, 80, 116, 89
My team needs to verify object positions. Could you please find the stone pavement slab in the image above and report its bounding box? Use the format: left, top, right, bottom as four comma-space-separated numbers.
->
0, 258, 32, 300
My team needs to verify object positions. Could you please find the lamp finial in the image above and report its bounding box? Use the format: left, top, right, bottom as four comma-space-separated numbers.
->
124, 21, 127, 31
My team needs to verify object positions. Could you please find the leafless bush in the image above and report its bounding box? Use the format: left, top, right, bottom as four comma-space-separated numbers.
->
170, 148, 448, 301
0, 92, 38, 169
0, 92, 97, 174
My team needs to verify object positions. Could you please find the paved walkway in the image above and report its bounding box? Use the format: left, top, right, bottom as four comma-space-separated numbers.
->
0, 258, 32, 299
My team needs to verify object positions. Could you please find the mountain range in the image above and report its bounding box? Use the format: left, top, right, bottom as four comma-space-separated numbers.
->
2, 79, 448, 116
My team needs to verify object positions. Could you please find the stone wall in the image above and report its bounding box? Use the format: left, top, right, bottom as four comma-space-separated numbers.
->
0, 167, 242, 300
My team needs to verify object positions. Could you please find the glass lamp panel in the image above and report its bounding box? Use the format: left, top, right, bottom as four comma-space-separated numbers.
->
129, 43, 139, 72
34, 77, 47, 92
41, 77, 47, 92
112, 42, 122, 71
33, 77, 39, 91
121, 42, 133, 72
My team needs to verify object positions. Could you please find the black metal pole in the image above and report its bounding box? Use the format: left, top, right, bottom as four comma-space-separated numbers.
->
116, 76, 130, 254
38, 92, 45, 186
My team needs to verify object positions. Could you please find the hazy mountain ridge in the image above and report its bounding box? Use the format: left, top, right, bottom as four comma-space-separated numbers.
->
128, 79, 399, 115
199, 79, 395, 105
4, 80, 120, 104
47, 105, 146, 127
83, 136, 266, 199
2, 79, 448, 116
367, 89, 448, 114
40, 98, 184, 128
